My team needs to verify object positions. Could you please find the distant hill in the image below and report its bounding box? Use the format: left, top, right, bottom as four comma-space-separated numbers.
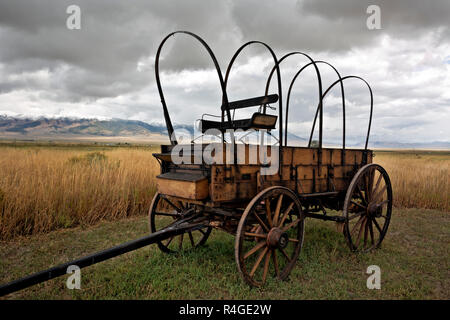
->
0, 115, 306, 144
0, 115, 448, 149
369, 140, 450, 150
0, 115, 185, 136
0, 115, 195, 142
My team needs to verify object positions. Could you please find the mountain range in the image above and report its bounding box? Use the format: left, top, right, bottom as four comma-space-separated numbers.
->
0, 115, 448, 149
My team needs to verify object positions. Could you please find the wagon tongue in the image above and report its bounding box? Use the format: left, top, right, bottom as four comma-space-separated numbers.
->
0, 214, 209, 297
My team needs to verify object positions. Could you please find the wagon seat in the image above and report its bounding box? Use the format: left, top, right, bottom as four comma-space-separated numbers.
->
198, 94, 278, 133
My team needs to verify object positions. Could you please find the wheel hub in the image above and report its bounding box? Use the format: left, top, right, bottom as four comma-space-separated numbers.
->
267, 227, 289, 249
367, 202, 382, 217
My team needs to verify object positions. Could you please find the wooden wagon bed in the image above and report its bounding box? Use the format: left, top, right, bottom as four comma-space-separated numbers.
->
154, 143, 372, 204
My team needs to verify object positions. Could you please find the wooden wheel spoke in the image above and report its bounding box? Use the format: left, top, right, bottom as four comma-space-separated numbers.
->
372, 184, 387, 203
376, 199, 389, 208
282, 217, 301, 232
368, 219, 375, 245
367, 168, 375, 199
363, 218, 369, 247
178, 233, 184, 250
348, 211, 365, 220
253, 211, 270, 233
272, 249, 279, 277
162, 197, 182, 212
165, 236, 174, 247
278, 202, 294, 227
244, 232, 267, 239
244, 241, 266, 260
155, 211, 179, 217
150, 194, 210, 254
350, 216, 364, 235
188, 232, 195, 247
343, 165, 392, 253
279, 248, 291, 263
372, 172, 383, 198
273, 194, 284, 226
178, 200, 187, 210
265, 200, 273, 228
372, 217, 383, 233
350, 200, 366, 210
355, 217, 367, 247
250, 247, 269, 277
364, 174, 370, 203
237, 188, 304, 286
262, 249, 271, 283
355, 184, 367, 205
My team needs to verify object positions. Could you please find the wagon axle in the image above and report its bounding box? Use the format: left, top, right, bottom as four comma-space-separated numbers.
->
267, 228, 289, 249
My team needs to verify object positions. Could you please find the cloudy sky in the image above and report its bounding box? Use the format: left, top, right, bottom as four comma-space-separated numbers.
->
0, 0, 449, 145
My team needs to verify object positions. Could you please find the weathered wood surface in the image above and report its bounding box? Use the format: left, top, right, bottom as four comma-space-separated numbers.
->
155, 143, 372, 203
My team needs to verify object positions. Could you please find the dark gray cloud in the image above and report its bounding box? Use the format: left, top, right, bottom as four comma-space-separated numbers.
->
0, 0, 449, 143
302, 0, 450, 37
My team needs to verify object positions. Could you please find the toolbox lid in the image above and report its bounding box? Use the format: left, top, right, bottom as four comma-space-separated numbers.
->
156, 172, 207, 182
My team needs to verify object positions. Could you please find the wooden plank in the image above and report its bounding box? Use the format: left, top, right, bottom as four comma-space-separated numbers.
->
292, 148, 316, 165
157, 175, 209, 200
222, 94, 278, 110
210, 183, 236, 202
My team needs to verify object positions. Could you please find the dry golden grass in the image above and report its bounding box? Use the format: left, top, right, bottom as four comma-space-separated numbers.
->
0, 144, 159, 240
374, 150, 449, 211
0, 144, 447, 240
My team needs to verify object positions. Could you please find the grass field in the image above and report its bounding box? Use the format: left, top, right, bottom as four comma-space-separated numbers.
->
0, 208, 448, 299
0, 142, 159, 240
374, 150, 449, 211
0, 143, 448, 241
0, 142, 448, 299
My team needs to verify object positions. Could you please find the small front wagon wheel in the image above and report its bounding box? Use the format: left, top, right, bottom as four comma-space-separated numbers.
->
149, 193, 212, 254
343, 164, 393, 252
235, 187, 305, 287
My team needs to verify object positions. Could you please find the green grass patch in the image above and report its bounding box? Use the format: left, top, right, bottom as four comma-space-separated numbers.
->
1, 208, 448, 300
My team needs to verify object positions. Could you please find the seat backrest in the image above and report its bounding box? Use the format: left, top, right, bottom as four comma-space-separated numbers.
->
221, 94, 278, 111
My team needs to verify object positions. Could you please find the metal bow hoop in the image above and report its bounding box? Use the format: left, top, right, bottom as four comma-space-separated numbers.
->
285, 60, 346, 149
263, 52, 324, 147
155, 31, 231, 145
309, 75, 373, 150
155, 31, 373, 151
224, 41, 283, 147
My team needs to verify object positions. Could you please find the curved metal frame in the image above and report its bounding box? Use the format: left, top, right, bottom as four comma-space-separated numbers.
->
224, 41, 283, 147
263, 52, 324, 147
309, 76, 373, 150
284, 61, 346, 149
155, 31, 231, 145
154, 31, 373, 152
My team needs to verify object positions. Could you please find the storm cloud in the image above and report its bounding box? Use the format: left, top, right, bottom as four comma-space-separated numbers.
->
0, 0, 449, 144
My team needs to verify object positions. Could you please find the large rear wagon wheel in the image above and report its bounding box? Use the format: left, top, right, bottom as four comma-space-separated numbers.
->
235, 187, 305, 287
343, 164, 393, 252
149, 193, 212, 254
